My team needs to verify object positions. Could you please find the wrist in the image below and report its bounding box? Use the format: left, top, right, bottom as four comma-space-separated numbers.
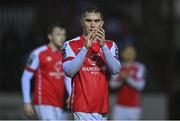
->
100, 42, 105, 47
84, 45, 89, 49
24, 102, 31, 105
101, 44, 108, 50
100, 43, 105, 47
82, 46, 88, 52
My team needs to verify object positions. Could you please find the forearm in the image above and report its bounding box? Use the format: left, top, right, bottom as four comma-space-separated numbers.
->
21, 70, 33, 103
63, 47, 88, 77
109, 74, 123, 89
64, 76, 72, 96
110, 79, 123, 89
102, 44, 121, 75
126, 77, 145, 91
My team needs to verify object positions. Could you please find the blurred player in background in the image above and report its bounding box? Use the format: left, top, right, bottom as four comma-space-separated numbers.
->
110, 45, 146, 120
21, 23, 71, 120
62, 7, 121, 120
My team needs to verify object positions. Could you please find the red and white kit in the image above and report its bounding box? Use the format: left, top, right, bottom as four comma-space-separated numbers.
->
111, 62, 146, 120
63, 35, 119, 114
21, 45, 65, 119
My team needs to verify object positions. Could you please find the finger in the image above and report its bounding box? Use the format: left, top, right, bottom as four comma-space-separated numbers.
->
86, 31, 96, 42
96, 30, 104, 38
89, 33, 97, 41
87, 30, 96, 38
96, 32, 104, 39
100, 28, 105, 33
96, 32, 104, 38
88, 36, 93, 43
85, 33, 93, 41
97, 28, 105, 35
96, 36, 101, 41
95, 34, 104, 41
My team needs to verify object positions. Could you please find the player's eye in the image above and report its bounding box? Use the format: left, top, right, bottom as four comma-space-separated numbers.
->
56, 33, 62, 36
84, 19, 92, 22
94, 19, 100, 23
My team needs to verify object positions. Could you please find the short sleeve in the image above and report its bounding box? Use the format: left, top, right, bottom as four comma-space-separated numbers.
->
25, 51, 39, 72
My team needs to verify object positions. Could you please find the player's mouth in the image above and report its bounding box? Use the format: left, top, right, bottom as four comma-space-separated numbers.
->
89, 29, 96, 32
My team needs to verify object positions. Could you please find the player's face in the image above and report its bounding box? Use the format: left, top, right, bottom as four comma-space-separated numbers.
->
81, 12, 104, 35
48, 27, 66, 47
122, 46, 136, 62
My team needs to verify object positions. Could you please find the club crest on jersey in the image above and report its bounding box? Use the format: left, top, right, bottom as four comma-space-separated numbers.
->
54, 61, 62, 72
49, 61, 64, 79
46, 56, 52, 62
88, 54, 100, 66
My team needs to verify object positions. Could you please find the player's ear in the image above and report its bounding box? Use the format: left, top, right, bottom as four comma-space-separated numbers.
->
48, 34, 52, 40
100, 21, 104, 28
80, 18, 84, 27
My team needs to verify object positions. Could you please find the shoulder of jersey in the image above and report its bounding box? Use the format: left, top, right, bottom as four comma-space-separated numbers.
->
106, 40, 115, 45
105, 39, 113, 42
65, 36, 81, 44
134, 61, 145, 68
32, 45, 48, 55
105, 40, 115, 48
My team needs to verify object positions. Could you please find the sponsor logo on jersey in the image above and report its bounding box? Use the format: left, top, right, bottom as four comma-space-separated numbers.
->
82, 66, 107, 71
88, 54, 100, 66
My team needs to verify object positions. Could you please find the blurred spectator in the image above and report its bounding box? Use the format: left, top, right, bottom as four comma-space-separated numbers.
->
110, 45, 146, 120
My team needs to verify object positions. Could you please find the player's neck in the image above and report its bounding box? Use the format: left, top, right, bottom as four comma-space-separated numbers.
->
83, 31, 88, 37
124, 61, 134, 66
48, 42, 59, 52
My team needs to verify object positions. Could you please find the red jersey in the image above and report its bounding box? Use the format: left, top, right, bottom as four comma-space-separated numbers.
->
115, 62, 145, 107
63, 36, 119, 113
25, 45, 65, 107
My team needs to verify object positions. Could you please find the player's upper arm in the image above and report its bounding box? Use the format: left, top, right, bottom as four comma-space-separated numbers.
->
62, 41, 76, 63
137, 63, 146, 81
25, 50, 39, 72
109, 42, 119, 60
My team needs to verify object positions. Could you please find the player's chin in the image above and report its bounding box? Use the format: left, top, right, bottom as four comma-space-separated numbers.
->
56, 41, 63, 45
58, 43, 63, 47
87, 29, 93, 34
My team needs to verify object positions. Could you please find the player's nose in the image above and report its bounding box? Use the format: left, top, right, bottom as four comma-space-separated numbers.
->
90, 21, 95, 28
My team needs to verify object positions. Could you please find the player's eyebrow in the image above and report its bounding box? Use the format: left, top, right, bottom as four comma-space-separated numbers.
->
94, 19, 101, 22
84, 18, 101, 22
84, 19, 93, 22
